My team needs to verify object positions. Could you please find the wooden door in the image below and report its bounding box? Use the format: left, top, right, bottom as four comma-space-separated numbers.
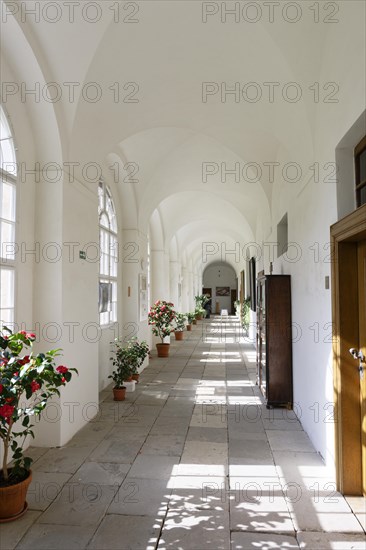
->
231, 289, 237, 315
331, 204, 366, 495
357, 240, 366, 495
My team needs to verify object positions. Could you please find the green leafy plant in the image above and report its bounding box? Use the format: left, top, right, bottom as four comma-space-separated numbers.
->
194, 294, 209, 308
174, 313, 186, 332
110, 337, 148, 387
148, 300, 176, 342
195, 306, 206, 318
186, 312, 196, 324
0, 327, 78, 484
241, 299, 250, 334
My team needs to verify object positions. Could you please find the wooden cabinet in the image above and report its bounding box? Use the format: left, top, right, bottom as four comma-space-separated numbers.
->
256, 274, 293, 408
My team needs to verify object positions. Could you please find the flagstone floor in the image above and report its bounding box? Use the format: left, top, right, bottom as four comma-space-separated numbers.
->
2, 316, 365, 550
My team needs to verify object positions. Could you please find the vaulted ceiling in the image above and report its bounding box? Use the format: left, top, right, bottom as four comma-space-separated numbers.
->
2, 0, 365, 274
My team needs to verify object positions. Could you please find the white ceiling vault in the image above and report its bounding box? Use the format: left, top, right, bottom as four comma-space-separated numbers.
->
2, 0, 365, 275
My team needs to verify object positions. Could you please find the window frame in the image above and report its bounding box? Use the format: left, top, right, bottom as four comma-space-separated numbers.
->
0, 106, 17, 329
98, 180, 118, 326
355, 135, 366, 208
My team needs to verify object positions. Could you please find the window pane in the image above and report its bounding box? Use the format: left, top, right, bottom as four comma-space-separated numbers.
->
100, 310, 108, 326
100, 253, 108, 276
359, 185, 366, 207
98, 181, 104, 212
100, 213, 109, 229
360, 149, 366, 183
0, 138, 16, 170
0, 309, 14, 330
0, 220, 15, 260
0, 268, 14, 309
1, 181, 16, 221
0, 110, 11, 139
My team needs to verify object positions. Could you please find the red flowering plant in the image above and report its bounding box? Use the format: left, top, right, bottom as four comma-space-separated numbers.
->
148, 300, 176, 342
0, 327, 78, 485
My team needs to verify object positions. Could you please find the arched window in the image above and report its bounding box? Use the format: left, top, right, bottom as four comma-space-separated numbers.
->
0, 106, 17, 329
98, 180, 118, 325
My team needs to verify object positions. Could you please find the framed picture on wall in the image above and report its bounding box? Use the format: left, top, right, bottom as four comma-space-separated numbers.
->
249, 257, 256, 311
216, 286, 230, 297
139, 274, 148, 321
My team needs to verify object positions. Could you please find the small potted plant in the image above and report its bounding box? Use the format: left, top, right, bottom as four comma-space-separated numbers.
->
0, 327, 78, 522
174, 313, 186, 341
109, 340, 136, 400
148, 300, 176, 357
195, 306, 206, 321
186, 312, 195, 331
130, 339, 149, 383
194, 295, 209, 320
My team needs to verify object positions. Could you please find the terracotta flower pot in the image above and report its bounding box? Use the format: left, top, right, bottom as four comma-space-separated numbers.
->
192, 319, 197, 325
186, 324, 192, 331
196, 314, 203, 320
156, 343, 170, 357
174, 331, 184, 341
0, 469, 32, 522
113, 387, 126, 401
132, 374, 140, 383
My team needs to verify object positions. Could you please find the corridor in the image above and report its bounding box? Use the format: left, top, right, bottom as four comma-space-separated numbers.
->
2, 317, 365, 550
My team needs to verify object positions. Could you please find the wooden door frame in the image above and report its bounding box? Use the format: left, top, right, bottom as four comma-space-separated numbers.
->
331, 203, 366, 495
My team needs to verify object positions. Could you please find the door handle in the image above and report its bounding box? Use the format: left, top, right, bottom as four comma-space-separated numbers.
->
349, 348, 365, 379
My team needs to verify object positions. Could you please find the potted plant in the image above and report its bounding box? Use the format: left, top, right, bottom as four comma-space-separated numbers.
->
0, 327, 77, 522
109, 339, 138, 400
186, 312, 195, 331
148, 300, 176, 357
174, 313, 186, 341
195, 306, 206, 321
130, 339, 149, 383
194, 295, 209, 320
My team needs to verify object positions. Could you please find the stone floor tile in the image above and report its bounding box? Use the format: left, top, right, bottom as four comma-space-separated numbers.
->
288, 493, 364, 533
173, 460, 229, 476
16, 524, 96, 550
140, 434, 186, 456
262, 418, 303, 431
88, 515, 162, 550
229, 494, 295, 533
127, 455, 179, 480
231, 532, 300, 549
32, 446, 93, 474
228, 438, 274, 464
107, 477, 172, 516
88, 438, 142, 464
157, 508, 230, 550
37, 483, 116, 526
170, 474, 228, 490
27, 471, 71, 511
23, 447, 50, 464
297, 531, 366, 549
190, 412, 227, 428
266, 430, 315, 452
345, 496, 366, 514
134, 392, 170, 406
168, 487, 229, 511
186, 426, 228, 443
181, 440, 228, 465
150, 415, 190, 436
70, 461, 130, 486
0, 510, 41, 550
